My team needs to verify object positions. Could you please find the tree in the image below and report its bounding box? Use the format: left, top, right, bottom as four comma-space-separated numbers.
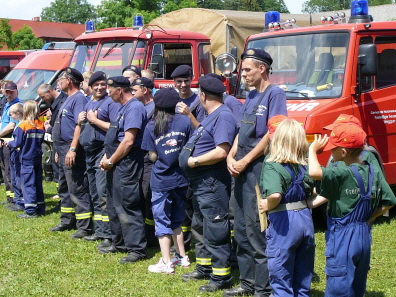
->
0, 19, 14, 50
162, 0, 198, 14
196, 0, 226, 9
302, 0, 392, 13
41, 0, 97, 24
261, 0, 290, 13
12, 26, 44, 50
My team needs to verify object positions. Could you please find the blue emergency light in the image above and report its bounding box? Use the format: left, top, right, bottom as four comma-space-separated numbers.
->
85, 20, 96, 33
350, 0, 368, 16
133, 14, 144, 29
265, 11, 280, 27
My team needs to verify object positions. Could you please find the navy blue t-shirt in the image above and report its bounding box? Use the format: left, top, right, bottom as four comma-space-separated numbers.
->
189, 104, 238, 157
223, 94, 243, 127
60, 91, 87, 142
242, 86, 287, 140
176, 93, 206, 123
117, 99, 147, 147
142, 114, 192, 191
144, 100, 155, 120
84, 95, 121, 141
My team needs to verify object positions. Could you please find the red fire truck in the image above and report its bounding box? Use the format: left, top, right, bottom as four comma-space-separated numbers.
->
0, 51, 28, 79
69, 20, 213, 91
218, 4, 396, 185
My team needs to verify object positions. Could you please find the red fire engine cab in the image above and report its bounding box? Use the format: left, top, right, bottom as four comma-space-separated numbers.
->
218, 1, 396, 185
69, 19, 213, 92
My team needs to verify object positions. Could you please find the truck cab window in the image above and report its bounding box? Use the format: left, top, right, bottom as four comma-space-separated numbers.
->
151, 43, 192, 80
375, 36, 396, 89
359, 37, 373, 93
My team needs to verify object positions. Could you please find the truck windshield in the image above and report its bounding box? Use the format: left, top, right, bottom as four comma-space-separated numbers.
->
237, 32, 349, 99
5, 69, 56, 102
95, 41, 138, 77
70, 43, 97, 73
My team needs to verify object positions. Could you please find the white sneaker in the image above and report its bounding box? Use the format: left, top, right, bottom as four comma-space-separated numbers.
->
148, 258, 174, 274
171, 253, 190, 267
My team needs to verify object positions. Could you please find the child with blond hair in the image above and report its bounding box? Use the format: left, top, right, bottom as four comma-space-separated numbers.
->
8, 100, 45, 218
259, 118, 315, 297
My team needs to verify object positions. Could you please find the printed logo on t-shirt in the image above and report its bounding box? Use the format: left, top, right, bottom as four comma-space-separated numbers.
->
62, 109, 68, 117
256, 105, 267, 116
166, 139, 178, 147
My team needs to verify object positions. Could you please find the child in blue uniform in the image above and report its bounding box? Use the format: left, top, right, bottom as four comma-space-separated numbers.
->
308, 123, 396, 297
8, 101, 45, 218
5, 103, 24, 211
259, 118, 315, 297
142, 88, 193, 274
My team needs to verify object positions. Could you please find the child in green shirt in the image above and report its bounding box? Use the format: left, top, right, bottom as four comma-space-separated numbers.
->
308, 122, 396, 297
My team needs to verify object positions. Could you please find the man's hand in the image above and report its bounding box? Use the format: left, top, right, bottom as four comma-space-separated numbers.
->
65, 150, 76, 167
78, 111, 87, 126
227, 156, 240, 177
87, 110, 98, 124
232, 158, 249, 175
176, 102, 192, 116
100, 154, 112, 171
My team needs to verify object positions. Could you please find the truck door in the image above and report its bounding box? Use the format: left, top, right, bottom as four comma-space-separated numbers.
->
355, 34, 396, 183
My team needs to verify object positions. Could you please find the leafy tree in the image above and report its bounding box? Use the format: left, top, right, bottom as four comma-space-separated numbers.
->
162, 0, 198, 14
12, 26, 44, 50
197, 0, 226, 9
302, 0, 392, 13
41, 0, 97, 24
0, 19, 14, 49
260, 0, 290, 13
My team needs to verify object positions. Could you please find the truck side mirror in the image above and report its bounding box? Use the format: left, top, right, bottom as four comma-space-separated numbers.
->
358, 44, 377, 76
150, 55, 164, 75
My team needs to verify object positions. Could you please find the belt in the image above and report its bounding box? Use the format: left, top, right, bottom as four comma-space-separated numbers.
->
268, 200, 307, 214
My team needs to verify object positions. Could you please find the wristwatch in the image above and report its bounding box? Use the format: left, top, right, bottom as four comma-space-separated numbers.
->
69, 147, 76, 152
107, 160, 113, 168
194, 157, 200, 167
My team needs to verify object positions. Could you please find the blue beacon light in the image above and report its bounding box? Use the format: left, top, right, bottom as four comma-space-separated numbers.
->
133, 15, 144, 29
265, 11, 280, 27
85, 20, 95, 33
351, 0, 368, 16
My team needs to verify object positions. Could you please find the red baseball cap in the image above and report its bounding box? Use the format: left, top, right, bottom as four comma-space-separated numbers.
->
268, 114, 288, 140
323, 114, 362, 130
323, 123, 366, 151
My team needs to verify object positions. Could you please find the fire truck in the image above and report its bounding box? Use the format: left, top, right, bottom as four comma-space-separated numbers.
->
217, 1, 396, 186
69, 19, 213, 91
0, 51, 28, 79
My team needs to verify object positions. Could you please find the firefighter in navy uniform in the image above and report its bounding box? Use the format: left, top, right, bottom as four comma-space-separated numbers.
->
99, 76, 148, 264
179, 75, 238, 293
224, 49, 287, 297
49, 68, 93, 239
131, 77, 157, 247
78, 71, 121, 244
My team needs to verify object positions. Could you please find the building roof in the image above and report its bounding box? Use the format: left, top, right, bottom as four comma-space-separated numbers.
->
3, 18, 85, 40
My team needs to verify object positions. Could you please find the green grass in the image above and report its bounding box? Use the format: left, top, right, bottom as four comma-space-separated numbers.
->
0, 181, 395, 296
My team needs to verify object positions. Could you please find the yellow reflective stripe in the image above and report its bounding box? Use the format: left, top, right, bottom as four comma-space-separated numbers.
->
9, 193, 14, 198
61, 207, 75, 213
6, 191, 11, 196
96, 60, 122, 67
145, 218, 155, 226
93, 214, 102, 221
213, 267, 231, 276
182, 226, 192, 232
102, 216, 109, 222
55, 183, 59, 187
196, 258, 211, 265
76, 212, 92, 219
230, 230, 234, 237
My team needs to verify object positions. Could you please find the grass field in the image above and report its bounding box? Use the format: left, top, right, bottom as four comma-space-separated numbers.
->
0, 181, 395, 297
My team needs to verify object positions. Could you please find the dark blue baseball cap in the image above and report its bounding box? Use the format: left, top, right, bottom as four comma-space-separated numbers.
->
154, 88, 180, 109
88, 71, 107, 86
122, 65, 141, 77
107, 76, 131, 88
132, 77, 154, 89
65, 67, 84, 83
199, 75, 225, 95
241, 48, 273, 66
171, 65, 193, 78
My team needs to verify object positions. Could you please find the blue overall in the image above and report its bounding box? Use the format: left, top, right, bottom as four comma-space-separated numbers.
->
179, 110, 232, 287
52, 95, 91, 232
10, 149, 23, 208
104, 98, 147, 257
324, 164, 374, 297
80, 98, 111, 240
265, 164, 314, 297
233, 87, 274, 296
